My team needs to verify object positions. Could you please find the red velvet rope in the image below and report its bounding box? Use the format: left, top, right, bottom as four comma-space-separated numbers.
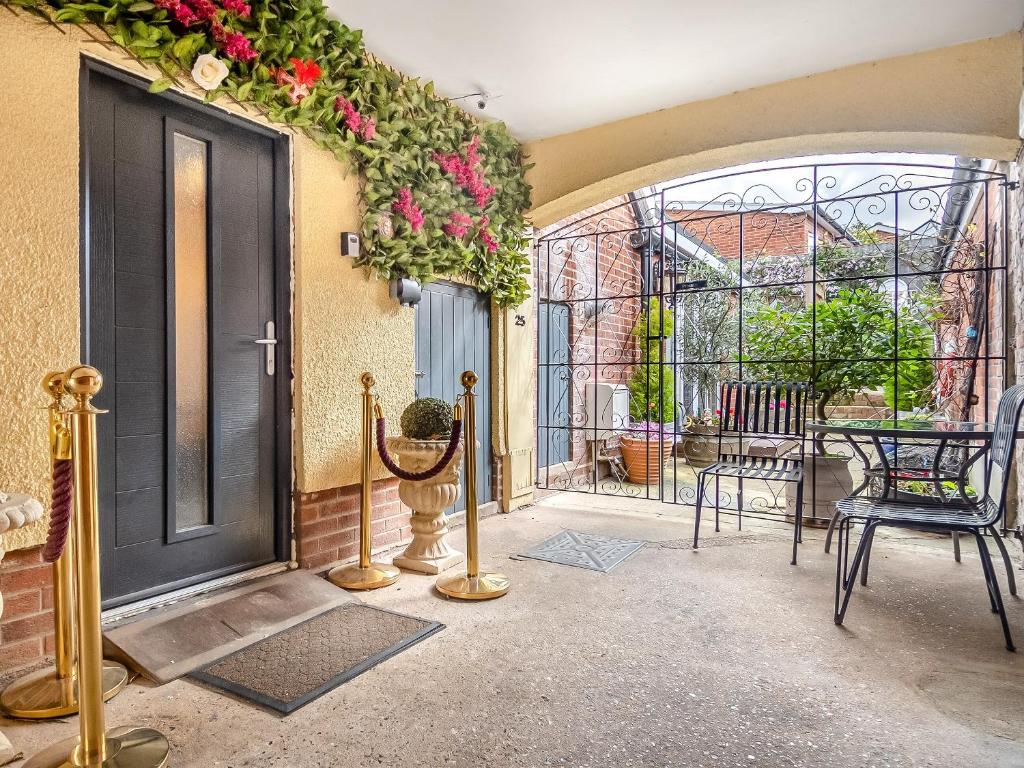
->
43, 458, 74, 563
376, 418, 463, 481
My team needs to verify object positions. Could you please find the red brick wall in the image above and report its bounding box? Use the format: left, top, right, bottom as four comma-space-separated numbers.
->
294, 477, 407, 571
0, 546, 54, 675
535, 195, 644, 479
667, 209, 835, 261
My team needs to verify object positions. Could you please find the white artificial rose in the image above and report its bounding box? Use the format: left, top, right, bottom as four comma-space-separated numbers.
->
192, 54, 229, 91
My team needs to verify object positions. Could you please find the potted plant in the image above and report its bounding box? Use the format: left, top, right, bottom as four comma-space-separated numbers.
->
621, 298, 677, 484
386, 398, 466, 575
679, 410, 719, 468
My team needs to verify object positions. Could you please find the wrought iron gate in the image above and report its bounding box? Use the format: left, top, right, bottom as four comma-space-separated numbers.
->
535, 160, 1010, 523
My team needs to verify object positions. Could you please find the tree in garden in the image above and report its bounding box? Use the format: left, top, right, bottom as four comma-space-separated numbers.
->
628, 297, 677, 425
742, 286, 940, 452
673, 261, 739, 415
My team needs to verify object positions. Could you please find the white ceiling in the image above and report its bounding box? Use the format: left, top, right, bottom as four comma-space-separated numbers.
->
329, 0, 1024, 141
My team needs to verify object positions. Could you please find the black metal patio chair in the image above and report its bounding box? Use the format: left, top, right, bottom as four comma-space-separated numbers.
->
833, 382, 1024, 651
692, 381, 809, 564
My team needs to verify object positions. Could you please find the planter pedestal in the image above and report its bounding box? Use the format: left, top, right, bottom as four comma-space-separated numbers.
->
0, 492, 44, 764
785, 454, 854, 528
388, 436, 465, 575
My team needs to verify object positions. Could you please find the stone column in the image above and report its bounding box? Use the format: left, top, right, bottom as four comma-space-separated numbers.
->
388, 436, 465, 575
0, 492, 44, 764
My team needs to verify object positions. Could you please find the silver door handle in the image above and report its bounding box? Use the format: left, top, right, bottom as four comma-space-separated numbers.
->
254, 320, 277, 376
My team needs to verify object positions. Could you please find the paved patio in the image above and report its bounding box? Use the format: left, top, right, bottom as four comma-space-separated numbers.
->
4, 492, 1024, 767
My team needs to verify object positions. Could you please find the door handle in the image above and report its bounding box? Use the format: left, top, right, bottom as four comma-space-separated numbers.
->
254, 320, 277, 376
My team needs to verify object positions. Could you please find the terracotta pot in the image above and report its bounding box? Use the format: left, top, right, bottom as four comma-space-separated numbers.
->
620, 436, 673, 484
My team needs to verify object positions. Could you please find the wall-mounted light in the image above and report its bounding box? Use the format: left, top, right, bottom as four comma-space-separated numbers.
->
391, 278, 421, 307
340, 231, 360, 258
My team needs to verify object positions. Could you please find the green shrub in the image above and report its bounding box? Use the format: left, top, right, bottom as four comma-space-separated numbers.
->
628, 298, 677, 424
400, 398, 454, 439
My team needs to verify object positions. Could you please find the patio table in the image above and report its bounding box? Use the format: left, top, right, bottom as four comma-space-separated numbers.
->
806, 418, 996, 503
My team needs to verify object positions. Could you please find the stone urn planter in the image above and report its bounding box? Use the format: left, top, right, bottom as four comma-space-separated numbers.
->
678, 423, 718, 468
388, 435, 466, 575
785, 454, 854, 528
620, 436, 673, 485
0, 491, 44, 763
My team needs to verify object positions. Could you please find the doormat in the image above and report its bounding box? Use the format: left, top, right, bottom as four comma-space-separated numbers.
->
190, 603, 442, 714
520, 530, 645, 573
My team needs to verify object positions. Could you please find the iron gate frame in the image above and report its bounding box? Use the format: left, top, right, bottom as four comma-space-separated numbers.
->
535, 160, 1011, 527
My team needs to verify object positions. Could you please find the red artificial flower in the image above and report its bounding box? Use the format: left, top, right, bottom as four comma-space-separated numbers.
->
290, 58, 321, 87
222, 0, 251, 16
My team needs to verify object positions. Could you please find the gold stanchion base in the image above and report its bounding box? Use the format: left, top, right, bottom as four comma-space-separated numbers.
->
1, 661, 129, 719
326, 563, 400, 590
435, 572, 511, 600
22, 726, 169, 768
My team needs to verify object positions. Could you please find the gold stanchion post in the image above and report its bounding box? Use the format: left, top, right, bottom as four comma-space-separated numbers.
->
327, 372, 400, 590
435, 371, 511, 600
24, 366, 169, 768
1, 373, 129, 720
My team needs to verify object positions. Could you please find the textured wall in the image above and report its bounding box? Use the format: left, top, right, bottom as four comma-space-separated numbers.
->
291, 142, 415, 492
525, 33, 1024, 227
0, 17, 84, 551
0, 12, 417, 556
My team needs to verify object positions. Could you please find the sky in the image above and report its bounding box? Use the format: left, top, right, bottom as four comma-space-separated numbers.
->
653, 152, 966, 233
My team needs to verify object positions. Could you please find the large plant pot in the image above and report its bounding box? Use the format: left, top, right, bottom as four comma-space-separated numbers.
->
785, 454, 854, 528
620, 436, 673, 484
387, 436, 465, 575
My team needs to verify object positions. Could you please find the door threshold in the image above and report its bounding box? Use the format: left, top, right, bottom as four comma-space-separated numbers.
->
101, 562, 290, 625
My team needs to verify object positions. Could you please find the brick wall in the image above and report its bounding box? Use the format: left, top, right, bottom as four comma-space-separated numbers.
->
294, 452, 503, 570
535, 196, 644, 481
0, 546, 54, 675
667, 209, 836, 261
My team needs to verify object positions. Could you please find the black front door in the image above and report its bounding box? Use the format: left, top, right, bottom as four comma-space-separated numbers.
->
414, 281, 492, 512
83, 65, 287, 607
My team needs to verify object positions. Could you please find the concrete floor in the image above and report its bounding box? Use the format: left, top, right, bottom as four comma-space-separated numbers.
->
4, 492, 1024, 767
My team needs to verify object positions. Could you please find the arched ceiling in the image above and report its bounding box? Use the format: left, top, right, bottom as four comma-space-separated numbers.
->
328, 0, 1024, 141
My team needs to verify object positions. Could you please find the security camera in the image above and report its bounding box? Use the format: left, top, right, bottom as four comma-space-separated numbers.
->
477, 98, 487, 110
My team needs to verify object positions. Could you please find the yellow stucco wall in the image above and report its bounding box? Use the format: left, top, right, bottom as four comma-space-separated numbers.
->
525, 33, 1024, 227
292, 146, 414, 492
0, 12, 415, 552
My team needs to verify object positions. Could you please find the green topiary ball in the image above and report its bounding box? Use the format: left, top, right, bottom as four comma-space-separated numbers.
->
400, 398, 454, 440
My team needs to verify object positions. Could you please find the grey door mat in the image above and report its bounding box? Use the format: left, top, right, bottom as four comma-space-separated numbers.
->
520, 530, 645, 572
190, 603, 443, 714
103, 570, 357, 683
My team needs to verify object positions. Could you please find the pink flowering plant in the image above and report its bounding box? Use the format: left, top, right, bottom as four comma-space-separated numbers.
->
33, 0, 532, 307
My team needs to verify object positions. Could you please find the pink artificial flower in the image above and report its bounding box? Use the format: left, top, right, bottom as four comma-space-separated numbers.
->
361, 118, 376, 141
392, 187, 424, 233
222, 0, 251, 16
334, 97, 376, 140
443, 211, 473, 238
434, 135, 496, 210
219, 30, 258, 62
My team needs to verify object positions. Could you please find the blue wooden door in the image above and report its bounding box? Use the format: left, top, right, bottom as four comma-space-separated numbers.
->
415, 281, 492, 511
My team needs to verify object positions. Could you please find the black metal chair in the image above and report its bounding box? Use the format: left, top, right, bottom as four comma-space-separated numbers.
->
833, 383, 1024, 651
693, 381, 809, 564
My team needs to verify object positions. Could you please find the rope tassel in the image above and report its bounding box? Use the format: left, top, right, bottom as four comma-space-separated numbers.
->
376, 418, 463, 482
43, 457, 74, 563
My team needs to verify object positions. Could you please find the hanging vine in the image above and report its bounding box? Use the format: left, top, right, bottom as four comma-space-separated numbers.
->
6, 0, 533, 306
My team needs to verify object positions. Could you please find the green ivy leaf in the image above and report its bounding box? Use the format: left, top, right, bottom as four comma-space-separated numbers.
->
148, 78, 174, 93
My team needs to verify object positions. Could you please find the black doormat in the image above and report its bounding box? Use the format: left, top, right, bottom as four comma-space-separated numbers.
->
190, 603, 442, 714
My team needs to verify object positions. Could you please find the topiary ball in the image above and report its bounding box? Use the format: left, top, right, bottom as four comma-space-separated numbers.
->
400, 398, 454, 440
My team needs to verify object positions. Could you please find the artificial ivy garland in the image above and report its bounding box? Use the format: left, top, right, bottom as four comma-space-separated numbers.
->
8, 0, 533, 306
